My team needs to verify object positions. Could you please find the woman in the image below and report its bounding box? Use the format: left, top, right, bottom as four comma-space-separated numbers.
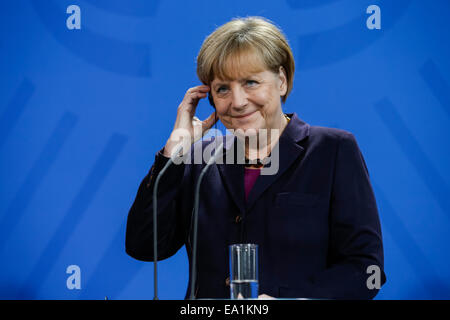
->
126, 16, 386, 299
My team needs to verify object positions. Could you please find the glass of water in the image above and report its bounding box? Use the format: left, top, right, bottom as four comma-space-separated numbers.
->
229, 243, 259, 299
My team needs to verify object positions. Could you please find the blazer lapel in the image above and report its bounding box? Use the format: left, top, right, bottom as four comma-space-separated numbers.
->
245, 138, 304, 212
216, 113, 310, 216
245, 113, 310, 212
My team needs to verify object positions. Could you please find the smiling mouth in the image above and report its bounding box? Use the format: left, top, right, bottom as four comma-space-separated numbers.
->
233, 111, 256, 119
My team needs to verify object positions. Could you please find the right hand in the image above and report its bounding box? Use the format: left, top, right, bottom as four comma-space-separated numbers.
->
163, 85, 217, 158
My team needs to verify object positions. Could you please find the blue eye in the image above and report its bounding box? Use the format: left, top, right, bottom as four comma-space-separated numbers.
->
217, 86, 228, 93
216, 81, 257, 94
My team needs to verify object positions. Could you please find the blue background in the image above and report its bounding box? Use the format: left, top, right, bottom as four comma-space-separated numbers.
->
1, 0, 449, 299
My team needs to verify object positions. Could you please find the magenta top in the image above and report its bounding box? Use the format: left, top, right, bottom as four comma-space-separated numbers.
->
244, 167, 261, 200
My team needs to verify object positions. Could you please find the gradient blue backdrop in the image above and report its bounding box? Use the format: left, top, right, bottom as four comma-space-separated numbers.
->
1, 0, 449, 299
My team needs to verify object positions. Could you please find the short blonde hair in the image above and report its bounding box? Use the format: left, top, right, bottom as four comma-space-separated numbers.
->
197, 16, 295, 103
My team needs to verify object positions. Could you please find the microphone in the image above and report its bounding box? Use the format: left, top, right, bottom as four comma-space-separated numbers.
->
152, 143, 184, 300
189, 139, 224, 299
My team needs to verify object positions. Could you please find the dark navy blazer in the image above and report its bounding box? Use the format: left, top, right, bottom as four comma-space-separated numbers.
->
125, 113, 386, 299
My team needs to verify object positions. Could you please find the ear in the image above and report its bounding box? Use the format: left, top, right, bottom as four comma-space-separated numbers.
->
278, 66, 287, 96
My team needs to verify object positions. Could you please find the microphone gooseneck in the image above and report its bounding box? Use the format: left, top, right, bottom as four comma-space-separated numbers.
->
152, 144, 184, 300
189, 140, 224, 300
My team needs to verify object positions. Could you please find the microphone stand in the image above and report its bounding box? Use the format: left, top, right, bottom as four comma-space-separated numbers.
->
152, 144, 184, 300
189, 140, 224, 299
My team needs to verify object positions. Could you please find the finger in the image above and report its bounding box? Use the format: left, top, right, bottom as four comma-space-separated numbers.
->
186, 86, 210, 96
187, 91, 208, 102
179, 88, 210, 115
196, 85, 210, 91
184, 92, 208, 113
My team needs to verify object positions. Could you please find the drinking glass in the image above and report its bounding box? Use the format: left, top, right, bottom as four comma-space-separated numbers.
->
229, 243, 259, 299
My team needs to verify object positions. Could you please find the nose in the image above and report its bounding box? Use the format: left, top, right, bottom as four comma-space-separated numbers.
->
230, 84, 248, 110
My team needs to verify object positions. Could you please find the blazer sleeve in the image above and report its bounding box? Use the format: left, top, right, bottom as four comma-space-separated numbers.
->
125, 148, 190, 261
309, 132, 386, 299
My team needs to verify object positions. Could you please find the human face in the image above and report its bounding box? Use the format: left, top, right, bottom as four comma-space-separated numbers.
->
210, 66, 288, 134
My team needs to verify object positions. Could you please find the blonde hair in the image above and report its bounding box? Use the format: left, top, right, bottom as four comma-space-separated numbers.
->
196, 16, 295, 103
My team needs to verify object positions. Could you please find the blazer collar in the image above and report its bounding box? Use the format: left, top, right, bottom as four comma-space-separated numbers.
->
217, 112, 310, 216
